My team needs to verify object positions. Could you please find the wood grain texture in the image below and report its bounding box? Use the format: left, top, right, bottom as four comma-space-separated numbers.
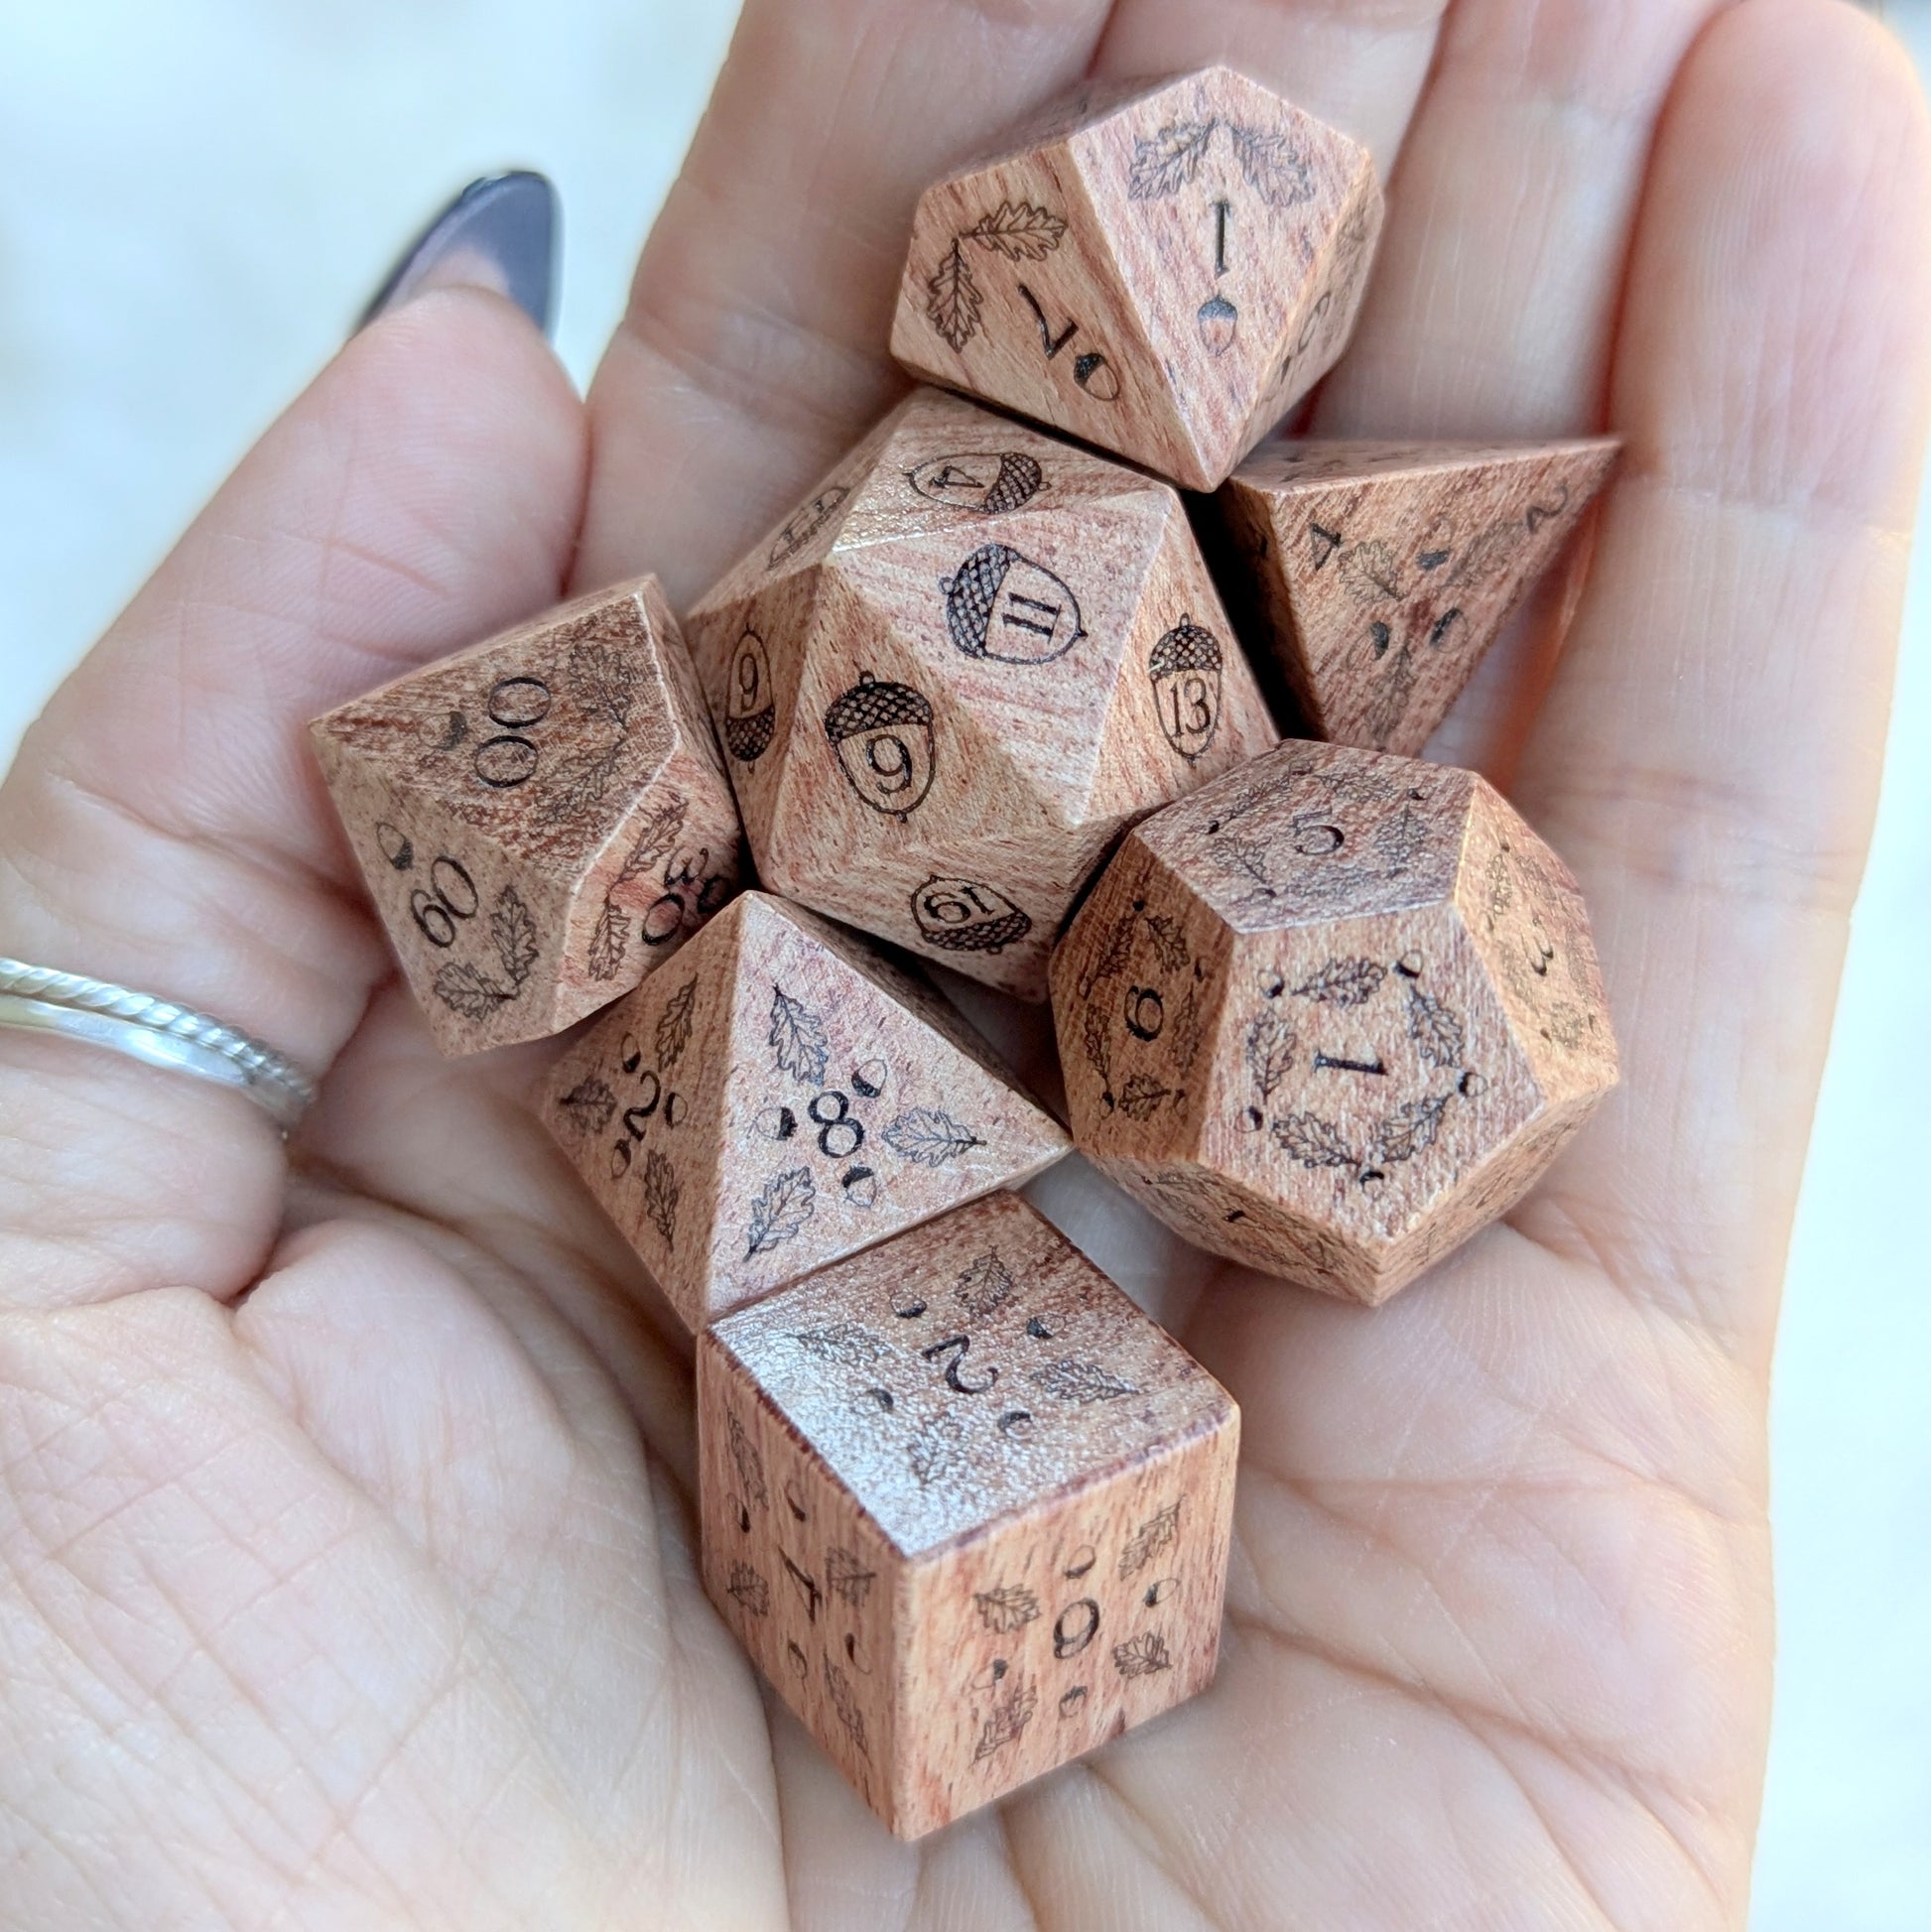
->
1214, 439, 1621, 755
542, 891, 1070, 1331
889, 67, 1382, 490
312, 578, 742, 1055
685, 387, 1278, 1000
699, 1192, 1238, 1838
1048, 741, 1617, 1304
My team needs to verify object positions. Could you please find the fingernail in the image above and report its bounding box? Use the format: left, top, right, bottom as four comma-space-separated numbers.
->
355, 171, 558, 336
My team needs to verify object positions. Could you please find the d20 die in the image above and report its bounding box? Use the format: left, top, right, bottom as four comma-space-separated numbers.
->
313, 578, 742, 1055
1213, 439, 1621, 754
685, 387, 1277, 999
1050, 741, 1616, 1304
543, 891, 1069, 1329
699, 1192, 1238, 1839
890, 66, 1382, 489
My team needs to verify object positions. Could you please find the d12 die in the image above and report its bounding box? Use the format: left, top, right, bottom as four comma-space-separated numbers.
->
313, 578, 742, 1055
685, 387, 1277, 999
1049, 741, 1617, 1304
543, 892, 1069, 1330
700, 1192, 1238, 1839
1213, 439, 1621, 754
891, 66, 1382, 490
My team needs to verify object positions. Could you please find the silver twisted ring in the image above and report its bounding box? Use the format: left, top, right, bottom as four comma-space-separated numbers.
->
0, 958, 318, 1133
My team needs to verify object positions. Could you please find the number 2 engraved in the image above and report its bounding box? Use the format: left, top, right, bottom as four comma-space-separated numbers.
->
920, 1333, 998, 1395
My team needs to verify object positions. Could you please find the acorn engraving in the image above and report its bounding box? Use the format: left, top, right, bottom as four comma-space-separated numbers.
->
945, 543, 1086, 664
910, 876, 1033, 956
824, 672, 937, 818
724, 625, 777, 763
1147, 615, 1224, 763
907, 451, 1045, 515
1196, 294, 1238, 357
768, 484, 849, 570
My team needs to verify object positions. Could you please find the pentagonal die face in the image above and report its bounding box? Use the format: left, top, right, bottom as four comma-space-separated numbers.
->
685, 390, 1277, 999
313, 578, 743, 1055
1051, 741, 1617, 1302
890, 66, 1382, 489
698, 1194, 1238, 1839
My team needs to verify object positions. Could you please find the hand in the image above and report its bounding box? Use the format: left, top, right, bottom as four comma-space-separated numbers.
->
2, 3, 1924, 1925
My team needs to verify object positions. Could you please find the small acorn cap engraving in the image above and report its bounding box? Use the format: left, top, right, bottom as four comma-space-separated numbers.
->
824, 672, 935, 740
1148, 616, 1223, 679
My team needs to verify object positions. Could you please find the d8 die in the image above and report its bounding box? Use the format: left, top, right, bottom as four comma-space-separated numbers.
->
891, 66, 1382, 489
1050, 741, 1617, 1303
685, 387, 1277, 998
543, 892, 1069, 1329
313, 578, 742, 1054
700, 1192, 1238, 1839
1213, 439, 1621, 753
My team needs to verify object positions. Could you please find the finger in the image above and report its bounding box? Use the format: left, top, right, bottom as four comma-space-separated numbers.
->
0, 292, 585, 1307
574, 0, 1118, 603
1508, 0, 1931, 1355
1309, 0, 1735, 775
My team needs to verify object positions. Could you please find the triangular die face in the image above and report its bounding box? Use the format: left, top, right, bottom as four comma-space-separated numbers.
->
889, 142, 1199, 486
835, 387, 1161, 553
831, 493, 1171, 827
1233, 439, 1619, 755
315, 584, 680, 865
1068, 68, 1380, 487
702, 897, 1068, 1320
1089, 497, 1278, 823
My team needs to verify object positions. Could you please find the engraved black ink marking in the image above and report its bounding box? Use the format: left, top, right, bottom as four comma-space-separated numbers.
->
1148, 617, 1223, 762
824, 673, 937, 818
768, 985, 830, 1087
769, 487, 850, 570
882, 1108, 984, 1166
954, 1251, 1015, 1319
864, 1384, 893, 1410
824, 1656, 869, 1757
1144, 1578, 1178, 1609
809, 1091, 864, 1160
1026, 1317, 1054, 1341
922, 1334, 998, 1396
724, 625, 777, 760
727, 1410, 766, 1511
786, 1639, 808, 1680
1271, 1112, 1356, 1169
1063, 1545, 1095, 1580
1309, 523, 1344, 571
1428, 607, 1465, 650
907, 451, 1044, 515
1029, 1359, 1138, 1404
946, 543, 1085, 664
411, 854, 478, 949
1112, 1631, 1173, 1678
908, 1412, 967, 1486
974, 1584, 1042, 1634
1213, 197, 1230, 275
911, 876, 1033, 956
1018, 283, 1080, 358
850, 1059, 887, 1100
1053, 1599, 1100, 1659
725, 1563, 769, 1616
842, 1167, 877, 1208
1197, 293, 1237, 356
894, 1298, 928, 1320
1120, 1501, 1182, 1578
1293, 959, 1387, 1007
1245, 1010, 1296, 1104
827, 1547, 875, 1610
1525, 482, 1571, 535
1058, 1685, 1089, 1719
926, 201, 1067, 353
431, 882, 536, 1020
1124, 987, 1166, 1043
780, 1550, 823, 1622
745, 1166, 814, 1258
1073, 351, 1120, 400
1313, 1053, 1388, 1078
375, 821, 413, 871
997, 1409, 1033, 1436
788, 1323, 890, 1368
972, 1676, 1038, 1762
557, 1076, 618, 1135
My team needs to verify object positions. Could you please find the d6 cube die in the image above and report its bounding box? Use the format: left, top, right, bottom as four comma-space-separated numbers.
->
685, 387, 1276, 998
700, 1192, 1237, 1839
1050, 741, 1617, 1303
312, 578, 742, 1054
891, 66, 1382, 490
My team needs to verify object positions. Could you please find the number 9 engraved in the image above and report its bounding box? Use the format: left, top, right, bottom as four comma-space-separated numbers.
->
824, 674, 937, 818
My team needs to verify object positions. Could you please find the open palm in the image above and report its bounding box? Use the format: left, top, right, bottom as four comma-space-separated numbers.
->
3, 2, 1926, 1925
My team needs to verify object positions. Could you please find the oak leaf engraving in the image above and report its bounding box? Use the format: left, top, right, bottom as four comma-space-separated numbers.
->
655, 977, 698, 1069
882, 1107, 985, 1167
1362, 645, 1420, 750
1375, 805, 1427, 871
585, 897, 630, 981
972, 1676, 1039, 1761
614, 793, 689, 885
1292, 958, 1386, 1007
1168, 982, 1206, 1075
962, 200, 1066, 260
727, 1409, 767, 1510
953, 1251, 1016, 1319
827, 1547, 876, 1609
1117, 1073, 1172, 1121
1079, 906, 1140, 999
640, 1149, 679, 1244
746, 1165, 815, 1257
1142, 914, 1190, 972
1029, 1358, 1140, 1405
556, 1075, 618, 1134
768, 985, 830, 1087
1340, 539, 1404, 607
787, 1322, 891, 1368
973, 1584, 1042, 1634
1129, 118, 1216, 198
432, 961, 514, 1020
1111, 1631, 1173, 1678
569, 640, 639, 729
1227, 122, 1316, 209
1407, 989, 1466, 1069
1120, 1500, 1182, 1578
1272, 1112, 1356, 1168
909, 1412, 967, 1487
927, 238, 983, 352
824, 1657, 869, 1757
491, 885, 539, 984
534, 740, 625, 828
1244, 1010, 1296, 1100
725, 1563, 769, 1616
1080, 1000, 1112, 1086
1370, 1094, 1451, 1167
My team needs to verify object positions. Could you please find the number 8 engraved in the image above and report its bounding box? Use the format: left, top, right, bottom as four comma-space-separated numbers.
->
410, 855, 479, 948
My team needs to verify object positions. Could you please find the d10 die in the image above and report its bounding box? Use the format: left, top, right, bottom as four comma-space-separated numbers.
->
700, 1192, 1238, 1839
313, 578, 742, 1055
543, 891, 1069, 1330
685, 387, 1277, 998
890, 67, 1382, 490
1050, 741, 1617, 1303
1213, 439, 1621, 754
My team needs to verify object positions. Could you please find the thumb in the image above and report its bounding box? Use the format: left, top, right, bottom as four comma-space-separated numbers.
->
0, 288, 585, 1308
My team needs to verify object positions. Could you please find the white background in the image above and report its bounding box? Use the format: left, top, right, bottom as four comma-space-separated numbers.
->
0, 3, 1923, 1921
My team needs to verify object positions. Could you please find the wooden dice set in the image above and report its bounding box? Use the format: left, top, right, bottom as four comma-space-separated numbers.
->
312, 68, 1619, 1837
